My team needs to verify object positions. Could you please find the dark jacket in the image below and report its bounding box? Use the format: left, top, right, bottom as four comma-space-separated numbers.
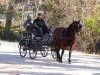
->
33, 18, 47, 28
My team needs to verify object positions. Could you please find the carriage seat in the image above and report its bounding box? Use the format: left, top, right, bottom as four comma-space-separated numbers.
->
32, 28, 52, 38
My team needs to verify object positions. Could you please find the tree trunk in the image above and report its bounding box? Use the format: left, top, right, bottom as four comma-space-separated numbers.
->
5, 2, 14, 29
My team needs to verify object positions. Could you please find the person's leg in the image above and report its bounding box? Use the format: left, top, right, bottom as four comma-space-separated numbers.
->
28, 33, 32, 37
47, 28, 53, 36
43, 28, 51, 35
37, 28, 43, 37
25, 28, 29, 38
46, 28, 51, 34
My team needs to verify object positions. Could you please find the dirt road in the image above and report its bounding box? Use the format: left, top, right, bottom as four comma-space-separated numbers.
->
0, 41, 100, 75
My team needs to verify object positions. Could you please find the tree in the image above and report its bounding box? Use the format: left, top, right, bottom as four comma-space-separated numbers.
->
5, 2, 14, 28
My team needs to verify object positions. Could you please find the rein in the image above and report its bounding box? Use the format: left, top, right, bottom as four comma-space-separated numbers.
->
59, 36, 76, 40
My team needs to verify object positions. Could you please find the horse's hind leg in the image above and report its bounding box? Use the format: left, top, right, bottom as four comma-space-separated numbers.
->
55, 44, 60, 62
68, 47, 72, 64
59, 48, 64, 63
56, 49, 60, 61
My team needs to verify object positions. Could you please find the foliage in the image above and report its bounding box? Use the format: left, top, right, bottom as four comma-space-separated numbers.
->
0, 25, 21, 41
0, 7, 5, 14
42, 0, 67, 30
80, 17, 100, 54
82, 18, 100, 39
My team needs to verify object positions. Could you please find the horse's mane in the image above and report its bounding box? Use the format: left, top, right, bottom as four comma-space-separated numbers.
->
67, 21, 79, 32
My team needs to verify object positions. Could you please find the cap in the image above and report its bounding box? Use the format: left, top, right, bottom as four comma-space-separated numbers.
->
27, 14, 31, 17
38, 13, 42, 16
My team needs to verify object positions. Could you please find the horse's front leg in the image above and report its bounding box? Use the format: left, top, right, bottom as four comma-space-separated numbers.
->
68, 47, 72, 64
59, 48, 64, 63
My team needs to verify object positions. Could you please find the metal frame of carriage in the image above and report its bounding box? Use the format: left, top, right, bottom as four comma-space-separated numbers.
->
18, 31, 57, 59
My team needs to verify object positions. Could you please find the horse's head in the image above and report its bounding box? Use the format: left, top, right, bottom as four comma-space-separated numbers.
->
72, 20, 82, 36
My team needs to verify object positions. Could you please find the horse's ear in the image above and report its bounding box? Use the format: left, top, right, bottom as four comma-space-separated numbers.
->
79, 20, 80, 23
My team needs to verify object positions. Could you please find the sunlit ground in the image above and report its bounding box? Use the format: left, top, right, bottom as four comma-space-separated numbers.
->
0, 41, 100, 75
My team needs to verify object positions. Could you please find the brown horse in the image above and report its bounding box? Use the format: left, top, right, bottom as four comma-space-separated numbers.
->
53, 20, 82, 63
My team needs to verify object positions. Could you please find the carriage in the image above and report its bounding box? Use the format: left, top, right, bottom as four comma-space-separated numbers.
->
18, 29, 57, 59
19, 20, 82, 63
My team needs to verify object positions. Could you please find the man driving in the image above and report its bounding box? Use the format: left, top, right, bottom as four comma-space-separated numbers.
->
33, 13, 51, 37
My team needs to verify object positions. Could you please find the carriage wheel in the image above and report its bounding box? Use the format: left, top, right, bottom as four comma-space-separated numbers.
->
51, 50, 57, 59
29, 42, 37, 59
19, 41, 27, 57
40, 46, 48, 57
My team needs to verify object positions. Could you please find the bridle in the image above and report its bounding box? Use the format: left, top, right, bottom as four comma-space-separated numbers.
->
72, 23, 81, 35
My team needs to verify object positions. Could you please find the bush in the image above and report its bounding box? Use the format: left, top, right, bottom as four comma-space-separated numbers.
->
0, 25, 22, 41
82, 18, 100, 40
0, 7, 5, 14
80, 17, 100, 54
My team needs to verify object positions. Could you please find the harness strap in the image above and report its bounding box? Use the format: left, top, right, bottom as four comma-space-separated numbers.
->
53, 29, 59, 38
59, 36, 76, 40
53, 28, 76, 42
53, 36, 76, 43
60, 27, 65, 37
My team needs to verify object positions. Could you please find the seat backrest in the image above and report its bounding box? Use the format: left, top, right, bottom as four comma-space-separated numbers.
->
42, 34, 53, 42
32, 28, 40, 37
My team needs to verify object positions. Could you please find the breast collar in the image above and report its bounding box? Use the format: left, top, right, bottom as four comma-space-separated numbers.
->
59, 28, 77, 40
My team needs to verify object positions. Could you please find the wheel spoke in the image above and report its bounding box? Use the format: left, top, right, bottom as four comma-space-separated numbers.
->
29, 43, 37, 59
51, 51, 57, 59
40, 46, 48, 57
19, 41, 27, 57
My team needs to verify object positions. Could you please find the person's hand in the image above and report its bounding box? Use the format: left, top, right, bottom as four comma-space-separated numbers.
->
26, 26, 30, 28
29, 26, 32, 28
27, 24, 30, 26
35, 25, 39, 28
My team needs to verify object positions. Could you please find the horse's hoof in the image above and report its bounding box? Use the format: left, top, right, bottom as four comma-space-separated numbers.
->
56, 58, 60, 61
56, 59, 59, 61
59, 61, 62, 63
60, 61, 63, 63
68, 59, 71, 64
56, 59, 57, 61
59, 60, 63, 63
68, 61, 71, 64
